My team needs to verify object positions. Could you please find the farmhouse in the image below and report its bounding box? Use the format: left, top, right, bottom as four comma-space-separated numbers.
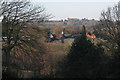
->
86, 33, 96, 39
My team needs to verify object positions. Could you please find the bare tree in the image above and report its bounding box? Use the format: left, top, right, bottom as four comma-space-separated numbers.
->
1, 0, 51, 77
94, 2, 120, 54
98, 2, 120, 77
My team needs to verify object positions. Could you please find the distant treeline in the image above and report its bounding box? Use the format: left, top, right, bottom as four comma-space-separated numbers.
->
39, 18, 98, 27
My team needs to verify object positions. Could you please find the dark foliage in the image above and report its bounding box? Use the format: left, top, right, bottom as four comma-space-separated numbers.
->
57, 26, 106, 78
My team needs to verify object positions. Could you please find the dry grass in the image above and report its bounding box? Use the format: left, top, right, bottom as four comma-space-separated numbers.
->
41, 38, 74, 77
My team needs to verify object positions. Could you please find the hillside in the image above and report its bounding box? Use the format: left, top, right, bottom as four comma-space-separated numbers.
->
39, 18, 98, 28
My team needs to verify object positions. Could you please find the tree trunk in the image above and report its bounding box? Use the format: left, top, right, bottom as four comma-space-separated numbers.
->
5, 49, 11, 77
34, 70, 36, 78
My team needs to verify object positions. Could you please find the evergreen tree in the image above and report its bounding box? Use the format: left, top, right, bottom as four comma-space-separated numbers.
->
82, 25, 86, 38
58, 25, 105, 78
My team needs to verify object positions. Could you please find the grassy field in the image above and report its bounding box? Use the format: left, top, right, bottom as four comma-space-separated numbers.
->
41, 38, 74, 77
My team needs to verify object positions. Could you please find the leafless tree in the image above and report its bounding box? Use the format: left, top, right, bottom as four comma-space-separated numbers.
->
94, 1, 120, 54
98, 2, 120, 77
1, 0, 51, 77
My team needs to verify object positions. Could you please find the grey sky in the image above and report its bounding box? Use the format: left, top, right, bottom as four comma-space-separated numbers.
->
30, 0, 120, 2
40, 2, 118, 20
33, 1, 118, 20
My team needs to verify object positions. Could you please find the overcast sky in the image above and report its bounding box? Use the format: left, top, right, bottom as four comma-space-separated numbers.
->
0, 0, 119, 21
40, 2, 118, 20
30, 0, 120, 2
